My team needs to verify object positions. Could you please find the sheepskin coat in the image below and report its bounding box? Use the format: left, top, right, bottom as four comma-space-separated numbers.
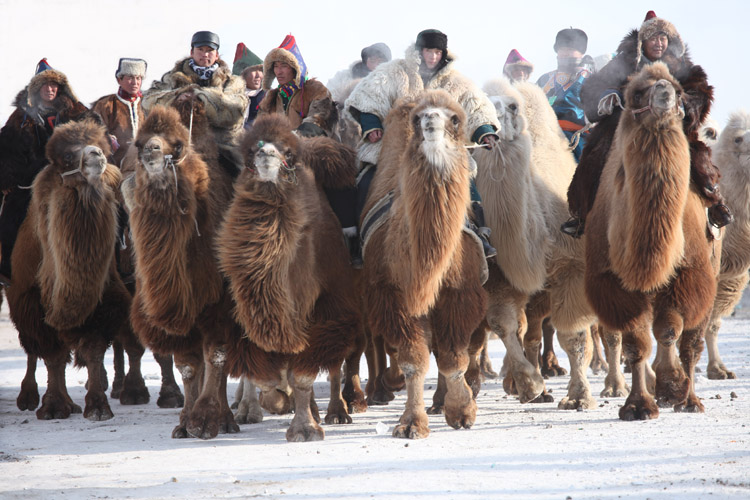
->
0, 69, 99, 278
142, 57, 247, 145
569, 21, 715, 218
345, 45, 500, 164
92, 93, 145, 167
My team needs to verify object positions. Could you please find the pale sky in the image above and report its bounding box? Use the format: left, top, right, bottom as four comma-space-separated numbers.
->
1, 0, 746, 127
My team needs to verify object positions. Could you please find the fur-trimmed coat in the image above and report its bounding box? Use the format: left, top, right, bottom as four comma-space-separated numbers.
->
142, 57, 247, 145
345, 44, 500, 164
92, 93, 145, 167
569, 23, 716, 218
0, 69, 100, 277
258, 78, 336, 137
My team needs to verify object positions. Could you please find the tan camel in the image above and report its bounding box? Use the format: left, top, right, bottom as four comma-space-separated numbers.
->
7, 119, 130, 420
585, 62, 720, 420
476, 78, 597, 408
361, 90, 488, 439
217, 114, 361, 441
704, 110, 750, 379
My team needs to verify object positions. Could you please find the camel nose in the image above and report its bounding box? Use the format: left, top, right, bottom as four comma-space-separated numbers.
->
84, 145, 105, 159
143, 137, 163, 155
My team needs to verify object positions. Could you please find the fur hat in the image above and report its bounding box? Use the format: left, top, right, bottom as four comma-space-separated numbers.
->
416, 29, 448, 52
263, 34, 308, 90
503, 49, 533, 78
191, 31, 220, 50
116, 58, 147, 79
553, 28, 588, 54
636, 10, 685, 65
26, 66, 77, 109
361, 43, 392, 64
233, 42, 263, 76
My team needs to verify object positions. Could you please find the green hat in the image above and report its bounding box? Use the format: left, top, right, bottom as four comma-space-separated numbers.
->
233, 42, 263, 76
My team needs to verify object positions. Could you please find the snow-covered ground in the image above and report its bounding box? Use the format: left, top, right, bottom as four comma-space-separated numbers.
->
0, 295, 748, 500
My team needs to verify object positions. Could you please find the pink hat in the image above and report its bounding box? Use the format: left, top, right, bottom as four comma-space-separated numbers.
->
503, 49, 533, 79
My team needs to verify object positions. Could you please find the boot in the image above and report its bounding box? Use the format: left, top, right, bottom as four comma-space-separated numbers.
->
343, 227, 363, 269
471, 201, 497, 260
708, 203, 733, 228
561, 216, 585, 238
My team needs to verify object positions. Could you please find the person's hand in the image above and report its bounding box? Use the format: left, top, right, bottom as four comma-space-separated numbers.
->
481, 134, 498, 150
366, 130, 382, 143
598, 92, 622, 116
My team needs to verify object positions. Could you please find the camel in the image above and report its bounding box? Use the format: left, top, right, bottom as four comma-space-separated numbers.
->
7, 119, 130, 420
125, 103, 238, 439
475, 78, 596, 408
217, 114, 361, 442
704, 110, 750, 379
585, 62, 720, 420
360, 90, 488, 439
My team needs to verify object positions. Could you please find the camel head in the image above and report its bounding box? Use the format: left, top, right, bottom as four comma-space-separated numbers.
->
240, 114, 301, 184
134, 106, 189, 181
410, 90, 467, 175
46, 119, 112, 184
625, 62, 684, 128
717, 111, 750, 164
484, 78, 524, 142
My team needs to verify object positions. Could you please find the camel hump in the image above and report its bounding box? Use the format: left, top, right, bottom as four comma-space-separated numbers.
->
302, 136, 358, 190
137, 105, 190, 145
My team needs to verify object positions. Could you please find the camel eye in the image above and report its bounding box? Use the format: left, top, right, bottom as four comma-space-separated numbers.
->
508, 103, 517, 112
174, 142, 183, 155
735, 137, 744, 144
451, 115, 460, 126
64, 152, 73, 162
634, 91, 643, 102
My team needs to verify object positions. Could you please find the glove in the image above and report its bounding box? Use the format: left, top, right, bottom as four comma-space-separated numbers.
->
597, 92, 622, 117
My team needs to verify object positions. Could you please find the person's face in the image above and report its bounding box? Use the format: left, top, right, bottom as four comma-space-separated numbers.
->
644, 33, 669, 61
244, 69, 263, 90
421, 48, 443, 70
510, 67, 530, 82
191, 45, 219, 67
274, 62, 295, 86
117, 74, 142, 95
39, 82, 59, 103
366, 56, 386, 71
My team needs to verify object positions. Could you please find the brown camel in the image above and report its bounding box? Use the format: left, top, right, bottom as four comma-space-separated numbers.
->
361, 90, 488, 439
585, 62, 719, 420
125, 104, 237, 439
217, 114, 361, 441
7, 119, 130, 421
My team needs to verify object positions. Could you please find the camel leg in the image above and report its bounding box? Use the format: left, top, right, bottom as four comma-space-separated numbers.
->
383, 355, 406, 392
37, 350, 81, 420
17, 354, 39, 411
367, 334, 395, 405
589, 323, 609, 375
363, 327, 378, 398
465, 324, 487, 398
118, 329, 150, 405
154, 353, 184, 408
437, 349, 476, 430
325, 363, 353, 424
79, 339, 115, 421
652, 309, 690, 408
600, 327, 630, 398
705, 319, 736, 379
234, 376, 263, 424
259, 366, 293, 415
172, 350, 202, 438
110, 340, 125, 399
232, 376, 244, 409
188, 343, 238, 439
286, 373, 325, 442
675, 323, 707, 413
342, 329, 368, 414
392, 338, 431, 439
428, 371, 448, 415
556, 326, 596, 410
525, 303, 554, 403
541, 318, 567, 377
619, 324, 659, 421
478, 324, 498, 379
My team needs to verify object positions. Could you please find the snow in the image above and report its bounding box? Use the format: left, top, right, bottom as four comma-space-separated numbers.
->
1, 295, 749, 500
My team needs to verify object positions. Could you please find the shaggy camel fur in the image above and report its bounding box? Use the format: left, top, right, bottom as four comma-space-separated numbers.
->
475, 78, 597, 408
218, 114, 361, 441
704, 111, 750, 379
7, 119, 130, 421
361, 90, 488, 439
126, 104, 237, 439
585, 62, 719, 420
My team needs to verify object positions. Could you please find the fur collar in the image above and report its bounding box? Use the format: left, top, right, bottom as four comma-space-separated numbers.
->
165, 57, 233, 89
263, 47, 305, 90
402, 44, 456, 79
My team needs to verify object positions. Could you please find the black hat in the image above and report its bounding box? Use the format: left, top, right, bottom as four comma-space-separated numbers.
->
416, 29, 448, 52
553, 28, 587, 54
361, 43, 392, 64
191, 31, 220, 50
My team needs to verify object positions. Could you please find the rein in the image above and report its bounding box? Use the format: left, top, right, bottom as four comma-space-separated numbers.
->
163, 152, 201, 236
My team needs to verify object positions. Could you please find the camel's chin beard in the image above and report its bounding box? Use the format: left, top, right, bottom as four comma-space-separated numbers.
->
141, 155, 167, 177
254, 159, 282, 183
420, 134, 459, 175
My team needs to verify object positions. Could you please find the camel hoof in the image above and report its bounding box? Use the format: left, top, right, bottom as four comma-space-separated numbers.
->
187, 398, 221, 439
110, 376, 124, 399
219, 413, 240, 434
655, 377, 690, 407
619, 397, 659, 421
530, 391, 554, 403
558, 396, 596, 410
16, 387, 40, 411
445, 400, 476, 429
324, 409, 353, 425
707, 366, 736, 380
286, 423, 325, 442
393, 423, 430, 439
119, 384, 151, 406
541, 355, 568, 378
382, 369, 405, 392
343, 387, 368, 414
157, 384, 185, 408
589, 360, 609, 375
601, 386, 630, 398
426, 404, 443, 415
674, 402, 705, 413
84, 405, 115, 421
502, 375, 518, 395
260, 390, 292, 415
36, 393, 76, 420
235, 404, 264, 425
171, 425, 189, 439
367, 387, 395, 406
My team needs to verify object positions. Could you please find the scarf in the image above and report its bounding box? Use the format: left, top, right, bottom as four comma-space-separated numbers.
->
279, 82, 300, 112
117, 87, 142, 102
189, 58, 219, 81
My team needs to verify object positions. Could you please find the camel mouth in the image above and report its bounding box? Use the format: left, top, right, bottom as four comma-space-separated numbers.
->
140, 137, 168, 175
254, 143, 284, 183
649, 80, 678, 114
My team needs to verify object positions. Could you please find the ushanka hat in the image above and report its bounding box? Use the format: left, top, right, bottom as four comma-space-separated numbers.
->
636, 10, 685, 65
553, 28, 588, 54
233, 42, 263, 75
263, 34, 308, 90
116, 58, 147, 79
416, 29, 448, 52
